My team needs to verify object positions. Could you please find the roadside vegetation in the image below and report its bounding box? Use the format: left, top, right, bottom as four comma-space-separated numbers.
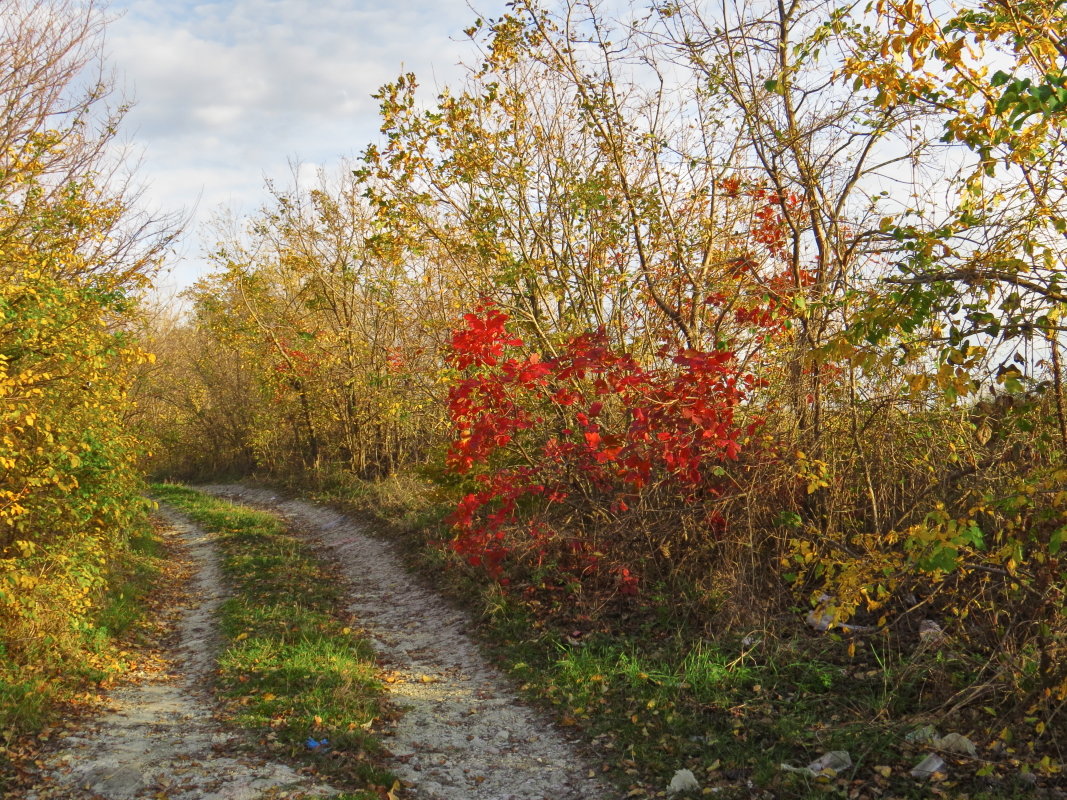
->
0, 0, 175, 787
321, 477, 1063, 799
137, 0, 1067, 795
0, 522, 166, 794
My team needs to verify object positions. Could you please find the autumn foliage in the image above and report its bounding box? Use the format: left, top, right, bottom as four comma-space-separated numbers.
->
443, 302, 763, 599
0, 0, 173, 748
135, 0, 1067, 742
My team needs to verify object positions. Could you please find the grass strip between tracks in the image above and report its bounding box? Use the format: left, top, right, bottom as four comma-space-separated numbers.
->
153, 483, 398, 800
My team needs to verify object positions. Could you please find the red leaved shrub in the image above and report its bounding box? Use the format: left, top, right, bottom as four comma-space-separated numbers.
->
442, 302, 765, 603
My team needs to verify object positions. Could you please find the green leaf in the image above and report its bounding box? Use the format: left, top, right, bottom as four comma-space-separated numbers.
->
1050, 526, 1066, 556
991, 70, 1013, 87
919, 545, 959, 573
957, 523, 985, 550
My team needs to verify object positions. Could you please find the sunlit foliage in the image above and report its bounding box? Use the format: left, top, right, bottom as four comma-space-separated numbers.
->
0, 0, 175, 743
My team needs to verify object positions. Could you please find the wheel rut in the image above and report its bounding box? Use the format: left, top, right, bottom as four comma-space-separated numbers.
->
24, 509, 340, 800
200, 484, 610, 800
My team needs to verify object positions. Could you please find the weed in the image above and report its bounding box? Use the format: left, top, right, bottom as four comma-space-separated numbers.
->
0, 520, 166, 793
184, 479, 1067, 798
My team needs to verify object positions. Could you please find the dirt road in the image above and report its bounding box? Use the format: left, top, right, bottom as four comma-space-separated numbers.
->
200, 485, 608, 800
24, 489, 609, 799
25, 509, 339, 799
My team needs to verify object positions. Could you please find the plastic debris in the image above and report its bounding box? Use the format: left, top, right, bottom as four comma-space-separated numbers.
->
667, 768, 700, 794
809, 751, 852, 774
935, 732, 977, 756
781, 750, 852, 778
910, 754, 946, 779
905, 724, 939, 744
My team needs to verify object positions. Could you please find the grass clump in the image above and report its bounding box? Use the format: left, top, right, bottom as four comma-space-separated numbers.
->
152, 483, 395, 797
480, 603, 1051, 800
349, 510, 1054, 800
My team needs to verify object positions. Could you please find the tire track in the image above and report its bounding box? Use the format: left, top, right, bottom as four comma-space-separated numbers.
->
200, 485, 610, 800
25, 509, 340, 800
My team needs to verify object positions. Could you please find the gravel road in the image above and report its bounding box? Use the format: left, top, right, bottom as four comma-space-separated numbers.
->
24, 508, 340, 800
200, 484, 610, 800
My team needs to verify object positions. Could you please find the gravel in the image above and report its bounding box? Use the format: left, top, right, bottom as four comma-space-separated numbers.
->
200, 484, 611, 800
25, 508, 339, 800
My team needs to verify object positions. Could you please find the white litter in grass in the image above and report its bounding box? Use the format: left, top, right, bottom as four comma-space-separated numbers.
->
911, 753, 947, 779
668, 768, 700, 794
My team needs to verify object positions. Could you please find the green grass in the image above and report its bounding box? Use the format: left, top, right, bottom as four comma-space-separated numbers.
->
495, 626, 907, 797
152, 482, 396, 798
93, 527, 165, 641
479, 605, 1055, 799
381, 545, 1044, 799
180, 478, 1062, 800
298, 481, 936, 797
0, 521, 166, 793
499, 631, 832, 796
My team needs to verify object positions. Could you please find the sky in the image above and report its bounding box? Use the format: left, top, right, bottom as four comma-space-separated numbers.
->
103, 0, 489, 296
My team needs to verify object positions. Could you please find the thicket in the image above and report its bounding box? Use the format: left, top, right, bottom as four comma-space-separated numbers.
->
0, 0, 175, 755
146, 0, 1067, 738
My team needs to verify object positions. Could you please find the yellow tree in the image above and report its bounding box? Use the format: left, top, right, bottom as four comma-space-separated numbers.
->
362, 4, 774, 356
1, 0, 176, 726
842, 0, 1067, 712
163, 168, 449, 482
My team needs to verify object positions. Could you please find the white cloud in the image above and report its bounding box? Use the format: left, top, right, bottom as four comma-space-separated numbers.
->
104, 0, 486, 291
